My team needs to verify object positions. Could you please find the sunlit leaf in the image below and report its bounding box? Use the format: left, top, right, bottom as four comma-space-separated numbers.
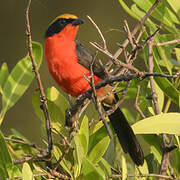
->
143, 135, 162, 164
73, 135, 84, 178
82, 157, 104, 180
46, 86, 69, 115
0, 131, 13, 179
79, 115, 89, 156
153, 48, 180, 105
22, 163, 34, 180
175, 48, 180, 65
118, 0, 139, 20
32, 90, 67, 135
0, 41, 43, 124
167, 0, 180, 18
132, 113, 180, 135
0, 62, 9, 93
53, 146, 73, 178
88, 136, 110, 164
98, 158, 111, 178
121, 154, 127, 180
89, 124, 109, 154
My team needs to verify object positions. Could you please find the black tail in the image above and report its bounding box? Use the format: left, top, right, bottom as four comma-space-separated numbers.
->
103, 95, 144, 166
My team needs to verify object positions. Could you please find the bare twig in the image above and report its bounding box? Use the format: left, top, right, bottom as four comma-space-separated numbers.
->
87, 15, 107, 50
89, 52, 113, 139
5, 137, 44, 153
155, 39, 180, 46
135, 85, 146, 119
113, 0, 162, 59
25, 0, 53, 159
90, 41, 141, 74
108, 173, 180, 180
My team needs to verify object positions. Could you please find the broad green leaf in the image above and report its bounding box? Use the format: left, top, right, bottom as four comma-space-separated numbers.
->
0, 62, 9, 93
53, 146, 73, 178
89, 124, 109, 154
32, 91, 67, 135
7, 165, 22, 179
88, 136, 110, 164
98, 158, 111, 178
175, 48, 180, 65
0, 131, 13, 179
131, 4, 155, 28
78, 115, 89, 155
118, 0, 139, 20
167, 0, 180, 17
133, 0, 179, 30
22, 163, 34, 180
0, 41, 43, 124
153, 48, 180, 105
132, 113, 180, 135
32, 91, 44, 121
121, 154, 127, 180
46, 86, 69, 115
82, 157, 104, 180
73, 135, 84, 178
143, 135, 162, 164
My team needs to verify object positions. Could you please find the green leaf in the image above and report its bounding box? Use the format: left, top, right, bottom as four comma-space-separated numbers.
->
143, 135, 162, 164
167, 0, 180, 17
121, 154, 127, 180
73, 135, 84, 178
132, 113, 180, 135
46, 86, 69, 115
7, 165, 22, 179
98, 158, 111, 178
133, 0, 179, 29
0, 131, 13, 179
153, 47, 180, 105
0, 41, 43, 124
53, 146, 73, 178
88, 136, 110, 164
89, 124, 109, 154
78, 115, 89, 156
175, 48, 180, 65
82, 157, 104, 180
118, 0, 139, 20
0, 62, 9, 93
22, 163, 34, 180
32, 90, 68, 135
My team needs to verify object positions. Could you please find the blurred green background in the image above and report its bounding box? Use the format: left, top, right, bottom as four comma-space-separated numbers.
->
0, 0, 136, 143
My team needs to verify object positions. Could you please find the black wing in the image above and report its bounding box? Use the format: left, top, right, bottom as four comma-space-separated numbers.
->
75, 40, 107, 79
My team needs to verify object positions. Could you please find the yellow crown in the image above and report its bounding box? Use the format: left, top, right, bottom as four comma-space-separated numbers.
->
50, 14, 78, 25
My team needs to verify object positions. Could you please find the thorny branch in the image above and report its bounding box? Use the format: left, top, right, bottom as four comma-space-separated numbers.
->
25, 0, 53, 159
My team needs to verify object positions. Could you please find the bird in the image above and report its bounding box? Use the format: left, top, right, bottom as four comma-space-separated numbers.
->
44, 13, 144, 166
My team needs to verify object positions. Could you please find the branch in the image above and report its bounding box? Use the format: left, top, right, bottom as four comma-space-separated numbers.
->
25, 0, 53, 159
108, 173, 180, 180
65, 72, 177, 124
155, 39, 180, 46
113, 0, 162, 59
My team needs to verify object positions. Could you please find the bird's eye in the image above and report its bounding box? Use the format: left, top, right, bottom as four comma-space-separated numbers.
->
61, 19, 66, 24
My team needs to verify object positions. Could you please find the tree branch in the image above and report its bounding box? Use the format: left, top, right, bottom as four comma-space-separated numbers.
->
25, 0, 53, 159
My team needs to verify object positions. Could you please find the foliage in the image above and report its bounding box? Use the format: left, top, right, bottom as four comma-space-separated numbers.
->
0, 0, 180, 179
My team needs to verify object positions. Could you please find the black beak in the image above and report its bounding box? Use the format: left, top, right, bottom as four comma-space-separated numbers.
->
72, 18, 84, 26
